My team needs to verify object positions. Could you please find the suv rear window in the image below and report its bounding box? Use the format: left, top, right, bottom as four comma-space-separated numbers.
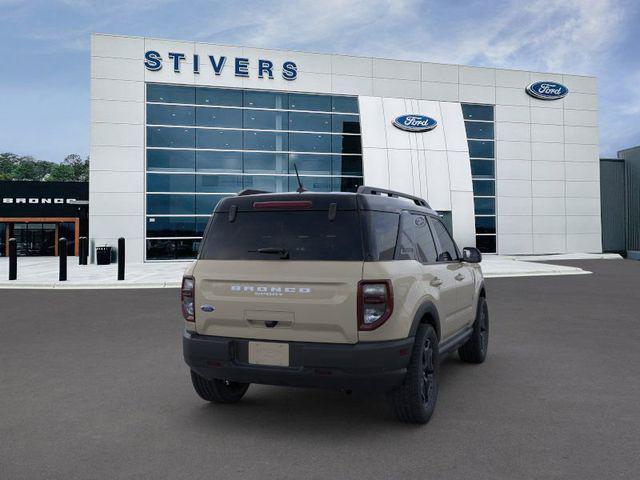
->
199, 210, 364, 261
362, 211, 399, 261
199, 209, 401, 262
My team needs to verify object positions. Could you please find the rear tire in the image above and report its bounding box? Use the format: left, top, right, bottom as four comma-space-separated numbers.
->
190, 370, 250, 404
387, 324, 438, 424
458, 296, 489, 364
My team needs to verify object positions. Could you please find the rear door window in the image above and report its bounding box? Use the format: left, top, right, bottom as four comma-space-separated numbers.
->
199, 210, 363, 261
414, 215, 438, 263
428, 217, 460, 261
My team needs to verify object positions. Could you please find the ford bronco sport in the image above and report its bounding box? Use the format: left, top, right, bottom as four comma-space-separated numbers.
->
182, 186, 488, 424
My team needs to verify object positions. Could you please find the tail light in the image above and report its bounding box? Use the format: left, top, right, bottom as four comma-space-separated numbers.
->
181, 276, 195, 322
358, 280, 393, 331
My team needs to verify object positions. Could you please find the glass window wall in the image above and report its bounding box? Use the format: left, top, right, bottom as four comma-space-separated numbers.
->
463, 104, 496, 253
146, 84, 363, 260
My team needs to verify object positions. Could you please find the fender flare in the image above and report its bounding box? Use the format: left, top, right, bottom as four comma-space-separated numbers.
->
478, 280, 486, 299
408, 301, 441, 340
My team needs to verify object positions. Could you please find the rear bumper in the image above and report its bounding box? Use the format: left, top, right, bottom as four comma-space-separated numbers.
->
183, 331, 414, 392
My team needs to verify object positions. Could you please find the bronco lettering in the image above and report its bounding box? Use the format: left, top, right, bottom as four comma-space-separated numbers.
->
230, 285, 312, 296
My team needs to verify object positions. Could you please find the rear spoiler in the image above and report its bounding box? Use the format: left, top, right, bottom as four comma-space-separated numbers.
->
237, 189, 270, 196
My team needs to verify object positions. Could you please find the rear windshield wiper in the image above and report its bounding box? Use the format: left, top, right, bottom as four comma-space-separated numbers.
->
249, 247, 290, 259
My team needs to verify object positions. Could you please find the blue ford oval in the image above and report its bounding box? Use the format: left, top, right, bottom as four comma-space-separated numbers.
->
393, 114, 438, 132
200, 304, 215, 312
526, 81, 569, 100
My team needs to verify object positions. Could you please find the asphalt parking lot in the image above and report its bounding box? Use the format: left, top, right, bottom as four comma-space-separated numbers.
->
1, 259, 639, 480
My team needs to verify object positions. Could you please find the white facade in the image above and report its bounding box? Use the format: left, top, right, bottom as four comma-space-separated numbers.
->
90, 33, 601, 262
358, 97, 476, 249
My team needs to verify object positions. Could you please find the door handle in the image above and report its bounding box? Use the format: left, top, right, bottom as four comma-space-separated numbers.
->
430, 277, 443, 287
455, 273, 465, 281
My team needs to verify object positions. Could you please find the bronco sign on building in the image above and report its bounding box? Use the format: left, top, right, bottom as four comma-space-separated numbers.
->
0, 181, 88, 257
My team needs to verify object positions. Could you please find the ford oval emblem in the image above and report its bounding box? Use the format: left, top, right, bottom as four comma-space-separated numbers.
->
200, 304, 215, 312
414, 216, 427, 227
525, 81, 569, 100
392, 114, 437, 132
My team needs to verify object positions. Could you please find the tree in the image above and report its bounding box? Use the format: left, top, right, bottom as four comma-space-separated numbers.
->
11, 156, 56, 181
0, 152, 89, 181
0, 153, 18, 179
62, 154, 89, 182
47, 163, 76, 181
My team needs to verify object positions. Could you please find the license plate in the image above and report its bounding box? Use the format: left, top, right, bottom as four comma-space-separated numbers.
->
248, 341, 289, 367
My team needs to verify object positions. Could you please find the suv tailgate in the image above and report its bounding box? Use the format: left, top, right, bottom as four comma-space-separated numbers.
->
194, 260, 362, 343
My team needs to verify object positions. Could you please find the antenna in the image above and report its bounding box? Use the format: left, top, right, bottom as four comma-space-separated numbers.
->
293, 163, 306, 193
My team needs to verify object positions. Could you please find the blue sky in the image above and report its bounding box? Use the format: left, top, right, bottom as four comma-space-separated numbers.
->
1, 0, 638, 162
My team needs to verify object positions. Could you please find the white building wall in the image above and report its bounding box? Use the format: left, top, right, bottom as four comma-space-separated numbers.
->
359, 97, 475, 249
491, 71, 601, 254
90, 33, 601, 260
90, 35, 146, 261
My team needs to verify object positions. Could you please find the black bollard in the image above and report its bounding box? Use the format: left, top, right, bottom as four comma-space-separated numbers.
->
79, 237, 87, 265
78, 236, 84, 265
83, 237, 89, 265
59, 237, 67, 281
117, 237, 125, 281
8, 238, 17, 280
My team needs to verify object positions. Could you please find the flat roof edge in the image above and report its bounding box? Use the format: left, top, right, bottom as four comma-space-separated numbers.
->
90, 32, 597, 79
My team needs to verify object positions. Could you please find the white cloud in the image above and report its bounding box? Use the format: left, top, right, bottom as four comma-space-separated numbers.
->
59, 0, 174, 11
2, 0, 637, 156
599, 69, 640, 155
191, 0, 635, 155
615, 71, 640, 116
473, 0, 622, 73
193, 0, 419, 55
192, 0, 623, 75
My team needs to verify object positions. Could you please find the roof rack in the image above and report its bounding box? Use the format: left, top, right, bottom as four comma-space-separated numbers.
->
237, 189, 271, 196
357, 186, 431, 208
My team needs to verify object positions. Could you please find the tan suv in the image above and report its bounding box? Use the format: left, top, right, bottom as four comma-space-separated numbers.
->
181, 186, 488, 424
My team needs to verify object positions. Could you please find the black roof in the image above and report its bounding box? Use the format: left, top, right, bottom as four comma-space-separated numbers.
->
214, 186, 439, 216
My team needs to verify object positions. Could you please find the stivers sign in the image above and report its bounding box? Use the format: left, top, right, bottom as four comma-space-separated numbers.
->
144, 50, 298, 81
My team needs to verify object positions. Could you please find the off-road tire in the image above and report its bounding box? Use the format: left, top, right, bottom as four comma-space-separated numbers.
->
190, 370, 250, 403
387, 324, 438, 424
458, 296, 489, 364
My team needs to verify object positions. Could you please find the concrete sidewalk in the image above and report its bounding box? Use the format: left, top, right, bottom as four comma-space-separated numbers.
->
0, 257, 191, 289
480, 253, 621, 278
0, 253, 622, 288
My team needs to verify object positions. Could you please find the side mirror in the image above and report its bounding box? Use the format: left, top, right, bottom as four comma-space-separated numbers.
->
463, 247, 482, 263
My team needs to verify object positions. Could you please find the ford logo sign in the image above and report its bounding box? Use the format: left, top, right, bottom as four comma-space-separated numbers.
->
526, 81, 569, 100
200, 304, 215, 312
392, 114, 437, 132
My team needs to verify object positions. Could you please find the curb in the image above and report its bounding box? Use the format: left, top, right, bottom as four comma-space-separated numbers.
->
483, 269, 591, 278
0, 270, 591, 288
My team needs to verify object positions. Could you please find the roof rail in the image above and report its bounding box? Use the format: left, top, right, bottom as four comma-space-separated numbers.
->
357, 186, 431, 208
237, 189, 271, 196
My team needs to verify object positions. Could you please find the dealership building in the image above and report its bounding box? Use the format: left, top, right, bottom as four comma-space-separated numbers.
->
90, 33, 601, 262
